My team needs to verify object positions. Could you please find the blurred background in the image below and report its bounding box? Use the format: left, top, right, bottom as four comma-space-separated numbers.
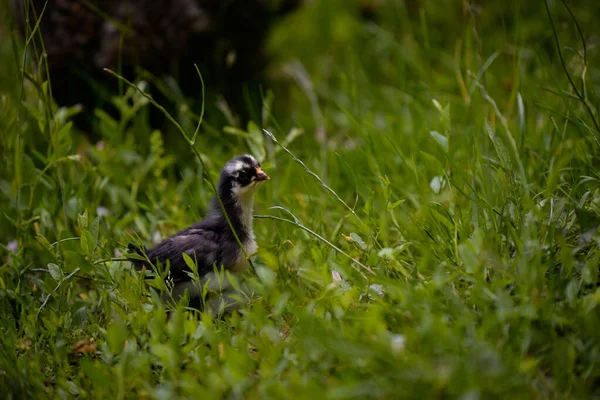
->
2, 0, 597, 235
2, 0, 600, 397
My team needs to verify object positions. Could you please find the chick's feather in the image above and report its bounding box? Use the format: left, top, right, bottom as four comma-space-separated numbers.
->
146, 228, 220, 279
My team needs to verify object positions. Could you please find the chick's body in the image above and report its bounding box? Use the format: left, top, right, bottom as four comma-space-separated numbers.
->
129, 155, 269, 308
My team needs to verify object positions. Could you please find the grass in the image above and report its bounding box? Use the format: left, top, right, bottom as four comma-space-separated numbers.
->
2, 0, 600, 398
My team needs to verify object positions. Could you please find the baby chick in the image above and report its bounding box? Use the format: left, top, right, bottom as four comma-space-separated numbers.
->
128, 154, 269, 312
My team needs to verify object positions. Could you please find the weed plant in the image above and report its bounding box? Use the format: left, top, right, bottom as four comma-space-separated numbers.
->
1, 0, 600, 398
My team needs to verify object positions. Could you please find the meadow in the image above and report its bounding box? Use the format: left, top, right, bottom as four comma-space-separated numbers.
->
1, 0, 600, 398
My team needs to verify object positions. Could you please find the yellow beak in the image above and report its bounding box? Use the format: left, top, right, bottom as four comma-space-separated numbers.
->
255, 167, 270, 181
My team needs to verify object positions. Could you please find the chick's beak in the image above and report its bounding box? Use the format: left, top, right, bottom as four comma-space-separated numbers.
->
255, 167, 270, 181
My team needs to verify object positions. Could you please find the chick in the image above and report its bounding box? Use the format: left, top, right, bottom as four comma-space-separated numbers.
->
128, 154, 269, 312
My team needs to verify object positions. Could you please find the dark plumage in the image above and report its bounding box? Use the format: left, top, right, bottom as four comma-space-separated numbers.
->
128, 154, 269, 310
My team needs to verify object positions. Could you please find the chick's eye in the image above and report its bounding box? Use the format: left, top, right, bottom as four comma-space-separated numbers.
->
237, 171, 249, 180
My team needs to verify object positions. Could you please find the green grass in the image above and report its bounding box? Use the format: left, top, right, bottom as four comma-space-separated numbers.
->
2, 0, 600, 398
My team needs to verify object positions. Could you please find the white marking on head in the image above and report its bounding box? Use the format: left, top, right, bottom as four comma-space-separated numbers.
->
225, 160, 250, 177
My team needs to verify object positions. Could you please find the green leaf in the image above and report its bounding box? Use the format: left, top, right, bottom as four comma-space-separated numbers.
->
151, 343, 175, 368
281, 127, 304, 148
72, 307, 87, 329
89, 216, 100, 244
430, 130, 449, 152
78, 210, 88, 231
94, 109, 118, 131
63, 251, 95, 274
261, 89, 275, 125
56, 120, 74, 141
124, 252, 147, 261
246, 121, 266, 162
48, 263, 63, 281
81, 359, 111, 388
584, 289, 600, 313
67, 381, 80, 396
350, 233, 367, 250
388, 199, 406, 211
146, 277, 167, 292
54, 104, 83, 125
106, 322, 128, 354
35, 234, 53, 251
485, 119, 511, 171
432, 99, 451, 127
223, 126, 249, 137
182, 252, 198, 274
21, 155, 38, 186
566, 279, 580, 306
378, 247, 395, 260
80, 229, 95, 255
363, 188, 375, 215
59, 154, 82, 163
256, 265, 276, 289
419, 151, 444, 171
458, 243, 479, 273
63, 311, 72, 329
